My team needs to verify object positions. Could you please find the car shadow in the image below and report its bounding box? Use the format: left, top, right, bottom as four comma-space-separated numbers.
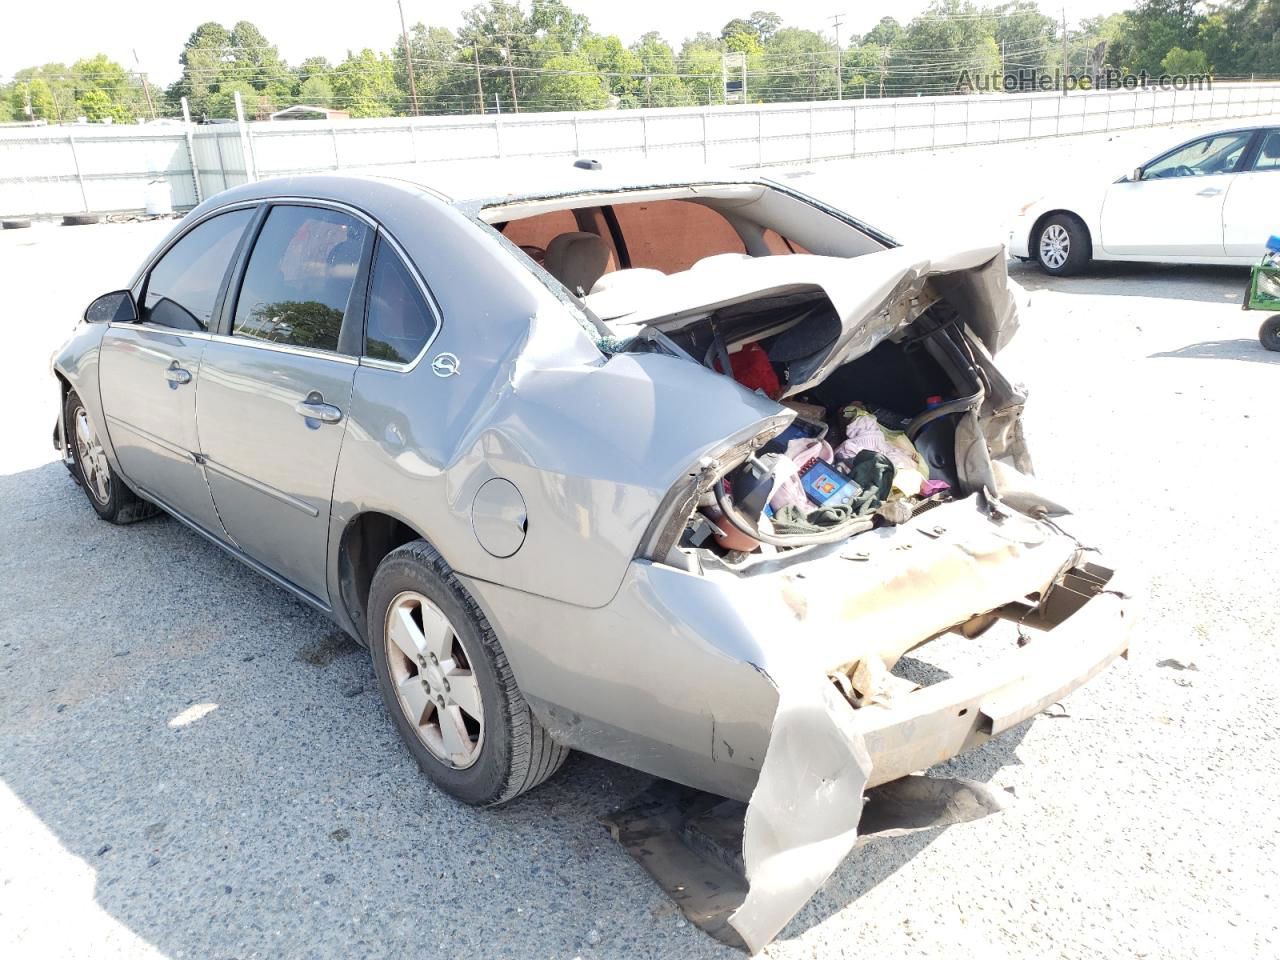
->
0, 459, 1032, 958
1149, 337, 1280, 364
1009, 258, 1250, 303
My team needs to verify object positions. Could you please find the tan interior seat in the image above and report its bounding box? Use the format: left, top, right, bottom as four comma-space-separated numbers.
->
544, 232, 613, 296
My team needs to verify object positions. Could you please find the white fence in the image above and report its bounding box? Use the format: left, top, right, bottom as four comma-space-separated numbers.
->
3, 82, 1279, 220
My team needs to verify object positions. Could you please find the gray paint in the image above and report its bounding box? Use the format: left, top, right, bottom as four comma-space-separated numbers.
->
52, 168, 1130, 952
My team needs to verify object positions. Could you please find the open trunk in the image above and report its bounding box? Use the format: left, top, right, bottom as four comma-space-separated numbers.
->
612, 244, 1042, 570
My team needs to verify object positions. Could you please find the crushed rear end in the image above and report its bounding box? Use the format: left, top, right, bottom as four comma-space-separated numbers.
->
597, 242, 1134, 951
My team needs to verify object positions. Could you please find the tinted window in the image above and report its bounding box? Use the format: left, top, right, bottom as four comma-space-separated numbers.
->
1144, 132, 1253, 179
143, 208, 253, 330
1253, 131, 1280, 172
612, 199, 745, 273
232, 205, 368, 352
364, 242, 437, 364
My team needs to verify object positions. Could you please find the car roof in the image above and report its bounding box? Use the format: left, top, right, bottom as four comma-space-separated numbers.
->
348, 158, 761, 207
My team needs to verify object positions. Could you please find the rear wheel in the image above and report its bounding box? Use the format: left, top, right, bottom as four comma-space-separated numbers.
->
64, 390, 155, 524
1261, 315, 1280, 352
367, 540, 568, 806
1035, 213, 1091, 277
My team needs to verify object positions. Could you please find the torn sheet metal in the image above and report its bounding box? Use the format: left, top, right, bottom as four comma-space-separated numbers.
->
603, 762, 1015, 954
593, 243, 1016, 397
729, 679, 872, 953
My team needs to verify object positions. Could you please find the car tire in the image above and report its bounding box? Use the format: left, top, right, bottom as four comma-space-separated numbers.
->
1261, 315, 1280, 353
62, 214, 101, 226
1034, 213, 1091, 277
367, 539, 569, 806
2, 218, 32, 230
64, 389, 157, 524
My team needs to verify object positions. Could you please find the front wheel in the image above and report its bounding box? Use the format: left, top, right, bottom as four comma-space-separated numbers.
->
64, 389, 156, 524
367, 540, 568, 806
1261, 315, 1280, 352
1035, 213, 1091, 277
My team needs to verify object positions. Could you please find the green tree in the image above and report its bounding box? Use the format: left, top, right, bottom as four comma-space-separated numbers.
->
581, 34, 644, 105
331, 49, 399, 117
298, 75, 334, 106
862, 16, 905, 48
678, 41, 724, 105
69, 54, 142, 122
990, 1, 1058, 74
754, 27, 838, 103
1160, 45, 1211, 73
168, 21, 287, 118
457, 1, 534, 112
392, 24, 462, 114
888, 1, 1000, 95
1111, 0, 1202, 74
630, 32, 692, 107
1196, 0, 1280, 77
532, 53, 608, 110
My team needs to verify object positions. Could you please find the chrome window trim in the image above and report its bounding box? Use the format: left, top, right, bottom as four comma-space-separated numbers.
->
356, 228, 444, 374
107, 321, 212, 340
105, 322, 357, 366
207, 333, 360, 366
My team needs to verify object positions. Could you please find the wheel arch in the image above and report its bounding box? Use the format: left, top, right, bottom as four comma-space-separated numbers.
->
1030, 208, 1094, 260
335, 510, 432, 646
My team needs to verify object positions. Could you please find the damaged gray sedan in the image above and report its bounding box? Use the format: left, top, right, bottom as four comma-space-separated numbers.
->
52, 161, 1132, 952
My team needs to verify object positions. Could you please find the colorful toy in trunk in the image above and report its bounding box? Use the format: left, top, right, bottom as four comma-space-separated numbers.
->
1244, 234, 1280, 352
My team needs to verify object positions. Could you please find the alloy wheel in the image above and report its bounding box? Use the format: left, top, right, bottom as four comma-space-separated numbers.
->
73, 406, 112, 506
383, 591, 485, 769
1039, 223, 1070, 269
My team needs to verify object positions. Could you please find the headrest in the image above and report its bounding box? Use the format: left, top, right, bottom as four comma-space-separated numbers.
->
544, 232, 613, 296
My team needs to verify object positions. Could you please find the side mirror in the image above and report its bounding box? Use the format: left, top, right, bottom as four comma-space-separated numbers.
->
85, 290, 137, 325
1131, 166, 1144, 183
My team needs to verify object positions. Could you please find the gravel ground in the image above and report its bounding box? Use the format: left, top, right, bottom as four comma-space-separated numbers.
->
2, 117, 1278, 959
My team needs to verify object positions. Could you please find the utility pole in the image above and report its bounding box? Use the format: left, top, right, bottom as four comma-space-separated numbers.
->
472, 45, 484, 114
502, 36, 519, 113
133, 49, 157, 120
397, 0, 420, 115
830, 14, 844, 101
1061, 8, 1069, 96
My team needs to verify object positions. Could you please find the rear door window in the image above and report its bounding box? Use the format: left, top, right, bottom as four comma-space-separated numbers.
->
232, 205, 368, 352
612, 199, 745, 273
143, 208, 254, 331
1252, 130, 1280, 171
364, 241, 437, 364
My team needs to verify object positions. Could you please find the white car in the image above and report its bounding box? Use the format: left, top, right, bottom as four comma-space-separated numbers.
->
1010, 125, 1280, 275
